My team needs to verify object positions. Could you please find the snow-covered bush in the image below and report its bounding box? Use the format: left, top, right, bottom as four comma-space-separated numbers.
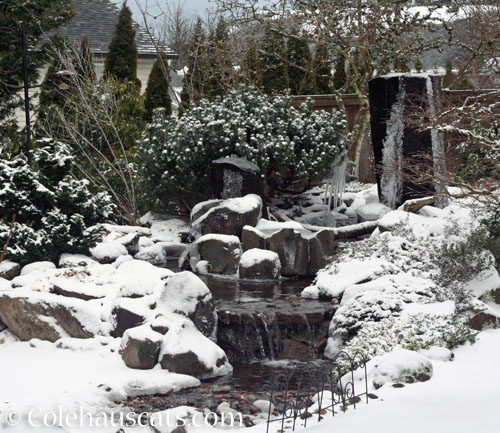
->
342, 314, 477, 360
310, 203, 494, 361
0, 140, 114, 264
138, 86, 347, 212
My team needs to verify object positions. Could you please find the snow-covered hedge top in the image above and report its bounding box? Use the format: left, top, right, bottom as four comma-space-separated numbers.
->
138, 86, 348, 212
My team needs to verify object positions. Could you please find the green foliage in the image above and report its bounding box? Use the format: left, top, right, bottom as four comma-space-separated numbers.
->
243, 38, 261, 87
286, 36, 314, 95
180, 18, 206, 111
74, 36, 96, 82
259, 25, 288, 95
313, 44, 333, 94
344, 314, 477, 361
414, 58, 424, 73
104, 4, 138, 84
144, 52, 172, 122
0, 140, 114, 265
204, 17, 232, 99
138, 86, 347, 212
332, 56, 347, 91
0, 0, 73, 149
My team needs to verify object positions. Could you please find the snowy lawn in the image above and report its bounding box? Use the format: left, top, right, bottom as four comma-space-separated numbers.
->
1, 329, 500, 432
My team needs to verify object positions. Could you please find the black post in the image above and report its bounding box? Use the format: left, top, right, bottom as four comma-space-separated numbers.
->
20, 22, 32, 167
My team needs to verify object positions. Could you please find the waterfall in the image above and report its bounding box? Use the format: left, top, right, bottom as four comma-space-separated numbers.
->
426, 76, 448, 208
324, 152, 348, 227
380, 81, 406, 209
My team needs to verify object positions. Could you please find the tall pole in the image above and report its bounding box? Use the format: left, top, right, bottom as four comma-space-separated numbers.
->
20, 22, 32, 167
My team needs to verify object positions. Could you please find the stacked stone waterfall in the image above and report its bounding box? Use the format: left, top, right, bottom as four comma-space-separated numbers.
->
369, 73, 447, 209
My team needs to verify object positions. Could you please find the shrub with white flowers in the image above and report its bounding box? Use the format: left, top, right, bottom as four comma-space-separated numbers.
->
138, 86, 348, 212
0, 139, 114, 265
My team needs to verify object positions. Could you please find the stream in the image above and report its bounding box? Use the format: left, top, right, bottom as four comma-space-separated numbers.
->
123, 275, 336, 422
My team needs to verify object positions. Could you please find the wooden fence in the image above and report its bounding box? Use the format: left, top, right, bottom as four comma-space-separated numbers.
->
292, 90, 500, 183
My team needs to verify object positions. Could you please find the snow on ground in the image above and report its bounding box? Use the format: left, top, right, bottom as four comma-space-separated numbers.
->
2, 329, 500, 432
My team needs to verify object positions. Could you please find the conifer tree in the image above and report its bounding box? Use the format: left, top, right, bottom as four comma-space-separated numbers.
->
286, 35, 314, 95
144, 52, 172, 121
104, 3, 138, 84
259, 25, 288, 95
332, 55, 347, 91
180, 17, 206, 111
442, 59, 455, 89
205, 17, 231, 99
414, 58, 424, 73
74, 36, 96, 81
313, 44, 332, 94
243, 38, 261, 88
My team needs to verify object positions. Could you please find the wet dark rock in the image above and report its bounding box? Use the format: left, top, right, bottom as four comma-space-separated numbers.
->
189, 298, 218, 340
239, 249, 281, 280
267, 228, 309, 277
241, 226, 266, 252
111, 305, 146, 338
160, 350, 228, 379
216, 299, 335, 362
195, 235, 242, 276
121, 327, 163, 369
53, 283, 105, 301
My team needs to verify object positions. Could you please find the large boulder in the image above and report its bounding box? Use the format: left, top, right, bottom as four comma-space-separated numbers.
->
159, 320, 232, 379
191, 195, 262, 238
0, 260, 21, 281
120, 325, 163, 369
239, 249, 280, 280
372, 348, 433, 389
0, 291, 104, 342
156, 272, 217, 340
267, 228, 309, 277
191, 235, 241, 276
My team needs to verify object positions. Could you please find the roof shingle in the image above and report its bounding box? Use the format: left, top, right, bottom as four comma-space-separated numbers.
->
38, 0, 177, 59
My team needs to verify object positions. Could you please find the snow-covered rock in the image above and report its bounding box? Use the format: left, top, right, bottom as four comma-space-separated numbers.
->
191, 234, 242, 275
191, 194, 262, 238
158, 272, 217, 340
372, 348, 433, 389
20, 261, 56, 275
239, 248, 281, 280
159, 319, 232, 379
120, 324, 164, 369
58, 254, 96, 268
0, 260, 21, 280
356, 202, 391, 222
0, 289, 109, 341
89, 242, 128, 264
418, 346, 454, 362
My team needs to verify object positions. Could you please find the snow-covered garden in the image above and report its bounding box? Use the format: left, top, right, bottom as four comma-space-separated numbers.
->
2, 1, 500, 432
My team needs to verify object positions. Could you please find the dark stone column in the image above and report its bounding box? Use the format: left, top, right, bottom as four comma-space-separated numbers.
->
369, 74, 445, 208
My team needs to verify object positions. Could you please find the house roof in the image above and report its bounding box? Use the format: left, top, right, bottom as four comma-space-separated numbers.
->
38, 0, 177, 59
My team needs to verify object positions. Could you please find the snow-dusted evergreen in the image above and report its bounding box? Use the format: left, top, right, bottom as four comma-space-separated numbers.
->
0, 139, 114, 264
138, 86, 347, 212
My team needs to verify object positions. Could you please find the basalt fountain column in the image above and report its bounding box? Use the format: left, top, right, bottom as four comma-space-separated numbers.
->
369, 73, 447, 209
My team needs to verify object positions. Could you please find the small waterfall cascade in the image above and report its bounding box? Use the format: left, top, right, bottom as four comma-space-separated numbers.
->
380, 84, 406, 209
426, 76, 449, 208
217, 300, 335, 362
324, 152, 348, 227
